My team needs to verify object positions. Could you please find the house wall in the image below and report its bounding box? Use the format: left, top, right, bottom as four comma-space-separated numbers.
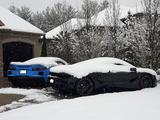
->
0, 31, 43, 77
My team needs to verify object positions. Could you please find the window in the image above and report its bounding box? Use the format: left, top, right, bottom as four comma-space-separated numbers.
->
114, 63, 123, 65
56, 61, 65, 65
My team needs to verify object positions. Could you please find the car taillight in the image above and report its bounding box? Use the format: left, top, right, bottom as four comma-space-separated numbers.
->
8, 67, 16, 70
32, 67, 47, 71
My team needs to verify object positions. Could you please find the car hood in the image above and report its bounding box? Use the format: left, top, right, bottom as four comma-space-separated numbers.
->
136, 67, 158, 80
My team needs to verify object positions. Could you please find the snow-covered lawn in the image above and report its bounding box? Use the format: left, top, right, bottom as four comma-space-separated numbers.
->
0, 88, 56, 113
0, 84, 160, 120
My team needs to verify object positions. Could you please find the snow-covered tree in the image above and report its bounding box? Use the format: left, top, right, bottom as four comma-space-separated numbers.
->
70, 27, 108, 62
104, 0, 123, 58
9, 6, 33, 23
121, 11, 148, 66
42, 2, 77, 32
141, 0, 160, 69
32, 12, 46, 32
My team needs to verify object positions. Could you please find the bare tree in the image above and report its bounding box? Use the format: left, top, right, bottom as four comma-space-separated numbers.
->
99, 0, 109, 11
105, 0, 122, 57
32, 12, 46, 31
42, 2, 77, 32
142, 0, 160, 69
9, 5, 33, 23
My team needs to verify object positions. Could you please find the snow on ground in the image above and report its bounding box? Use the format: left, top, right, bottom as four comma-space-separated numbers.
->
0, 84, 160, 120
0, 88, 56, 113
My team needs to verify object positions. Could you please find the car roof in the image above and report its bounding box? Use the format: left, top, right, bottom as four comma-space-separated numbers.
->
11, 57, 67, 68
73, 57, 134, 67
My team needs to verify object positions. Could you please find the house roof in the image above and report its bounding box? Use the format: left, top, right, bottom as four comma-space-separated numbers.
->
0, 6, 44, 34
91, 5, 142, 26
46, 5, 143, 39
45, 18, 86, 39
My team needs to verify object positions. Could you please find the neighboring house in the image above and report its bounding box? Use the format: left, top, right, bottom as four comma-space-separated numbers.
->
45, 5, 142, 39
45, 18, 86, 39
0, 6, 44, 77
91, 5, 142, 26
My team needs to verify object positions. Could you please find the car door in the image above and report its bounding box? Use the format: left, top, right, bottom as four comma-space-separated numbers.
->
110, 64, 139, 89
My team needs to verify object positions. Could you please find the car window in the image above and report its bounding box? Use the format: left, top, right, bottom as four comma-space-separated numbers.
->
114, 63, 123, 65
56, 61, 66, 65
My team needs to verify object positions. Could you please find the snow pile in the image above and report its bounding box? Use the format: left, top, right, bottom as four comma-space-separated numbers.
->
11, 57, 67, 68
0, 85, 160, 120
46, 18, 86, 39
0, 88, 55, 113
0, 6, 43, 34
50, 57, 157, 79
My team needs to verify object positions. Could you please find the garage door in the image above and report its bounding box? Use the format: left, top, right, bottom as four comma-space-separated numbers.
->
2, 42, 33, 77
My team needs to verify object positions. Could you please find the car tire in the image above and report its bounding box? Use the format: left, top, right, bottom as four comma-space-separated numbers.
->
141, 75, 152, 88
75, 78, 94, 96
11, 81, 20, 88
8, 78, 22, 88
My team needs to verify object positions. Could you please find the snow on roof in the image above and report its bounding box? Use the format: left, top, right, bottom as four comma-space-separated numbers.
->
46, 6, 143, 39
11, 57, 67, 68
91, 5, 143, 26
0, 6, 44, 34
45, 18, 86, 39
50, 57, 157, 79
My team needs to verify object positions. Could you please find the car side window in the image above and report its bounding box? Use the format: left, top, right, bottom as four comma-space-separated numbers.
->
114, 63, 123, 65
56, 61, 66, 65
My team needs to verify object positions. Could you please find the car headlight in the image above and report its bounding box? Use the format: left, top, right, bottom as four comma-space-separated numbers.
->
50, 79, 54, 83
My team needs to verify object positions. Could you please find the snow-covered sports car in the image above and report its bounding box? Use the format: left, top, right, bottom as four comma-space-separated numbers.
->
8, 57, 67, 87
49, 57, 157, 96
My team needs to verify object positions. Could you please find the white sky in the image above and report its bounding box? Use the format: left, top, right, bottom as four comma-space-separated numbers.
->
0, 0, 140, 12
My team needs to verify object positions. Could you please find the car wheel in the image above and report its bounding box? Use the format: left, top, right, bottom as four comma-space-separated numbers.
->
8, 78, 22, 88
75, 78, 94, 96
11, 81, 20, 88
141, 75, 152, 88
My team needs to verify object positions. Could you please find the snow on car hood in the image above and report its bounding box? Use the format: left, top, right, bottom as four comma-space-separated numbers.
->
50, 57, 158, 79
11, 57, 67, 68
137, 68, 158, 80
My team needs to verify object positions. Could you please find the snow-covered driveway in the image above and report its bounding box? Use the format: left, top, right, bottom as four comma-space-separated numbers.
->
0, 84, 160, 120
0, 87, 57, 113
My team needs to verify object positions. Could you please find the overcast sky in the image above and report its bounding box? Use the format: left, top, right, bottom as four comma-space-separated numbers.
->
0, 0, 140, 12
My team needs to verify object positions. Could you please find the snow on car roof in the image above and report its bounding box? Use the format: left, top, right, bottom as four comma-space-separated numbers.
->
50, 57, 158, 79
0, 6, 44, 34
11, 57, 67, 68
50, 57, 134, 78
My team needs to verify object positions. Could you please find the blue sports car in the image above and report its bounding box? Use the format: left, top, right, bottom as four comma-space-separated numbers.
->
7, 57, 67, 87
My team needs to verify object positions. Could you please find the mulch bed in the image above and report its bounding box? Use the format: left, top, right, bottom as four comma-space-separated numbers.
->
0, 78, 24, 106
0, 78, 12, 88
0, 94, 24, 106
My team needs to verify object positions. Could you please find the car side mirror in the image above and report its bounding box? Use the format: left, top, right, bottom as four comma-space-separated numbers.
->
130, 68, 137, 72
